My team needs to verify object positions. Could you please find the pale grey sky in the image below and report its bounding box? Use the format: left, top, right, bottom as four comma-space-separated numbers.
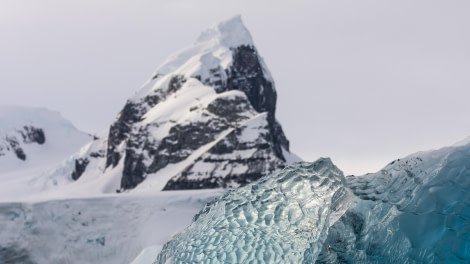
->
1, 0, 469, 175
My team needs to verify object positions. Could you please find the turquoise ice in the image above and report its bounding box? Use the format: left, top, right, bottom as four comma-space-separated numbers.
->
155, 142, 470, 263
155, 159, 352, 263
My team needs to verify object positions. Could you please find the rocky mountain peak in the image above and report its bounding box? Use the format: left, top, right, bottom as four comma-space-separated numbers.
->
66, 17, 299, 192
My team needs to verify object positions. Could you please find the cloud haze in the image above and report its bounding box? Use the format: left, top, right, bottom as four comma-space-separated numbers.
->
1, 0, 469, 175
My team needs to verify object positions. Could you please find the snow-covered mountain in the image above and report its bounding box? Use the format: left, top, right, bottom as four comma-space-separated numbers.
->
153, 141, 470, 263
0, 106, 92, 172
0, 106, 93, 201
60, 15, 298, 193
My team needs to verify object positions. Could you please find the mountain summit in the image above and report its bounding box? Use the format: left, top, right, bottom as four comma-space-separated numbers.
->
65, 16, 299, 192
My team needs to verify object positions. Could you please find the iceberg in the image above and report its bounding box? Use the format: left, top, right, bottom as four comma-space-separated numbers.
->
317, 143, 470, 263
155, 159, 353, 263
155, 142, 470, 263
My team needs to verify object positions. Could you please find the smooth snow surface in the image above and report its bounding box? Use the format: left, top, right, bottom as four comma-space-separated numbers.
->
155, 159, 353, 263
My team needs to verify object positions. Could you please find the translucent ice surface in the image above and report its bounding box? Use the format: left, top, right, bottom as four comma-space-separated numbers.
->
317, 144, 470, 263
154, 143, 470, 263
155, 159, 353, 263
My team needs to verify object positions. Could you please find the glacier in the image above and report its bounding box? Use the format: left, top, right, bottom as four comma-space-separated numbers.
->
0, 190, 223, 264
154, 142, 470, 263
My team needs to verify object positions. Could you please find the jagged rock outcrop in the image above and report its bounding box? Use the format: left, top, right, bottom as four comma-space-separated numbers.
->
68, 16, 299, 192
0, 126, 45, 161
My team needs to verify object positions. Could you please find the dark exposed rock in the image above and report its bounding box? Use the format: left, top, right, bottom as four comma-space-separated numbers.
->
163, 116, 285, 190
20, 126, 45, 145
72, 158, 89, 180
206, 95, 252, 123
269, 119, 289, 160
121, 117, 232, 190
120, 149, 146, 190
114, 45, 291, 190
202, 45, 289, 160
0, 126, 48, 162
166, 75, 186, 94
106, 102, 142, 168
89, 150, 105, 158
14, 149, 26, 161
6, 138, 26, 161
217, 45, 277, 119
106, 75, 186, 170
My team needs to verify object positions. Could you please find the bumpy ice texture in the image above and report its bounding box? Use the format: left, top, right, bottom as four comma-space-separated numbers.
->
155, 159, 353, 263
316, 143, 470, 263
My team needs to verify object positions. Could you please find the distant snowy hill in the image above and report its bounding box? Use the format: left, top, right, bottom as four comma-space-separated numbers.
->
54, 15, 299, 194
0, 106, 92, 170
0, 105, 92, 201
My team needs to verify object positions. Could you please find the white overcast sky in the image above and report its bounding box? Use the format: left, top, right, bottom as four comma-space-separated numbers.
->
1, 0, 469, 175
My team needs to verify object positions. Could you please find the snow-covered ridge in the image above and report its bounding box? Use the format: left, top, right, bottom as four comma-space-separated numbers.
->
0, 105, 75, 132
148, 15, 254, 80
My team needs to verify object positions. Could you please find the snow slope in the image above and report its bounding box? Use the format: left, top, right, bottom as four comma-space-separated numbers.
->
0, 106, 92, 171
